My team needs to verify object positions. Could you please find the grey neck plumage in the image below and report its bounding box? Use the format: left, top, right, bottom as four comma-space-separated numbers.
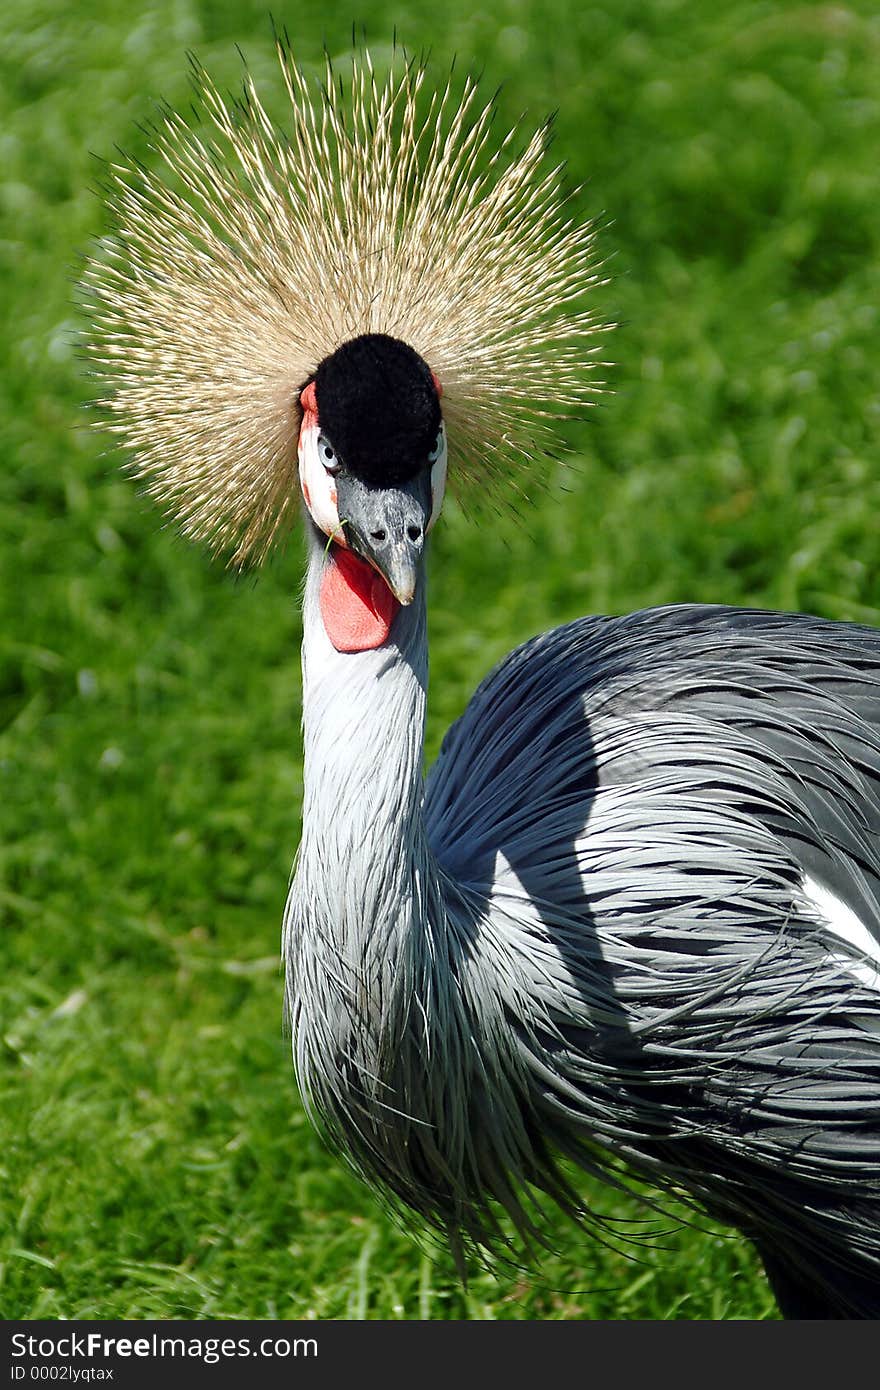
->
295, 524, 432, 958
284, 526, 535, 1247
285, 524, 442, 1120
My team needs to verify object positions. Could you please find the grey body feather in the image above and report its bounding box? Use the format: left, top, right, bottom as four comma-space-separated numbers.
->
285, 534, 880, 1316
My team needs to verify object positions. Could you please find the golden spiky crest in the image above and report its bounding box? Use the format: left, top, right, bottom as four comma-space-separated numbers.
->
84, 41, 608, 565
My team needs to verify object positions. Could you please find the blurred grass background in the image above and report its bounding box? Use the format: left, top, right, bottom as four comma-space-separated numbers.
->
2, 0, 879, 1319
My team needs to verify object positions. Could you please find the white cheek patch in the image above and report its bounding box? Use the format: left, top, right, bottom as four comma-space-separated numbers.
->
298, 421, 343, 540
428, 439, 448, 533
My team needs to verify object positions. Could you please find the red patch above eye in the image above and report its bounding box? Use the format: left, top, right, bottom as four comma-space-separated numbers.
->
319, 547, 399, 652
299, 381, 319, 440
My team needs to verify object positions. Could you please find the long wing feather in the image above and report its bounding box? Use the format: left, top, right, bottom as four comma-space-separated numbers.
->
425, 606, 880, 1312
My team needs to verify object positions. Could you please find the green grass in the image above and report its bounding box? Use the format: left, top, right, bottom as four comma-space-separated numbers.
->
2, 0, 880, 1319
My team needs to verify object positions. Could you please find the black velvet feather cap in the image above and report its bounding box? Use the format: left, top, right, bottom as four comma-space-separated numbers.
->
308, 334, 443, 488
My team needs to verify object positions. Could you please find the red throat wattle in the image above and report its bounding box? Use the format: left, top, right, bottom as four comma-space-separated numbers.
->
319, 546, 399, 653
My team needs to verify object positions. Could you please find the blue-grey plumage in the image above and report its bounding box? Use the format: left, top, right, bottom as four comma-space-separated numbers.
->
286, 527, 880, 1319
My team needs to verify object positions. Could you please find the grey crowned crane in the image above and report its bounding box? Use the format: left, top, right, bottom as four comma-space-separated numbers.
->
85, 43, 880, 1319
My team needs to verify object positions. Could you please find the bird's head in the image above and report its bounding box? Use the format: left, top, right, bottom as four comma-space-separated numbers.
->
297, 334, 447, 651
84, 45, 606, 610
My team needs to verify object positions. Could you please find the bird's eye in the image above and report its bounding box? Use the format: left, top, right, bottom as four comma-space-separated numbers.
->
427, 429, 444, 464
318, 433, 341, 474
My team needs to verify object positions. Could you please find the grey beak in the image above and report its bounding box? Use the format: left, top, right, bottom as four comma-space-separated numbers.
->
335, 471, 431, 605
